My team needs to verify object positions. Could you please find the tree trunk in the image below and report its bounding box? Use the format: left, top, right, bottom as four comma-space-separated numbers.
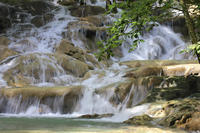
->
180, 0, 200, 63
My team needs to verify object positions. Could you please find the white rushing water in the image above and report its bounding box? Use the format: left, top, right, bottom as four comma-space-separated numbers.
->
0, 0, 192, 122
121, 25, 188, 61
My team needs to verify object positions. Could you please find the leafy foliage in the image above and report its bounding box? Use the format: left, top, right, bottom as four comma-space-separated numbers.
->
181, 42, 200, 56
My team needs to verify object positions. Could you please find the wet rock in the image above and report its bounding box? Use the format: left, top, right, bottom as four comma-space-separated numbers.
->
31, 13, 54, 27
0, 4, 11, 32
0, 0, 56, 33
163, 16, 188, 38
120, 60, 198, 69
124, 67, 163, 78
96, 78, 149, 108
69, 5, 106, 17
56, 39, 99, 68
0, 47, 18, 62
109, 80, 133, 106
21, 0, 56, 16
58, 0, 77, 6
0, 86, 83, 113
142, 75, 200, 103
79, 113, 113, 119
79, 15, 111, 27
11, 39, 37, 53
56, 40, 85, 61
0, 36, 10, 46
0, 36, 18, 62
55, 53, 90, 77
124, 114, 153, 126
64, 21, 106, 51
3, 54, 58, 87
0, 6, 10, 32
0, 17, 11, 33
123, 60, 200, 78
3, 53, 91, 87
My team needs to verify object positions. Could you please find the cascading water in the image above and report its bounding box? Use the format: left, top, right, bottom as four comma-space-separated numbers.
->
0, 0, 192, 124
120, 25, 189, 61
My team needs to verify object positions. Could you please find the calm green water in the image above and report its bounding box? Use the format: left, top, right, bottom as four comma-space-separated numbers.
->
0, 117, 186, 133
0, 117, 124, 133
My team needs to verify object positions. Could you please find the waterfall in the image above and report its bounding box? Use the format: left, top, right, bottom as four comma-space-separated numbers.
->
120, 24, 189, 61
0, 0, 191, 121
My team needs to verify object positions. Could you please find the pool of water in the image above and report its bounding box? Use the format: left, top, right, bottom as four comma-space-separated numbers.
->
0, 116, 186, 133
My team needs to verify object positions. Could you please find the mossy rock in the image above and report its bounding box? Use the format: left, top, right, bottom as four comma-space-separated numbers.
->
143, 75, 200, 103
157, 99, 200, 131
124, 114, 153, 126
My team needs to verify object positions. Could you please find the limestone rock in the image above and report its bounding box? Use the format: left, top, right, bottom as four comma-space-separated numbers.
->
124, 67, 163, 78
163, 64, 200, 77
0, 86, 83, 113
56, 53, 90, 77
56, 39, 100, 68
